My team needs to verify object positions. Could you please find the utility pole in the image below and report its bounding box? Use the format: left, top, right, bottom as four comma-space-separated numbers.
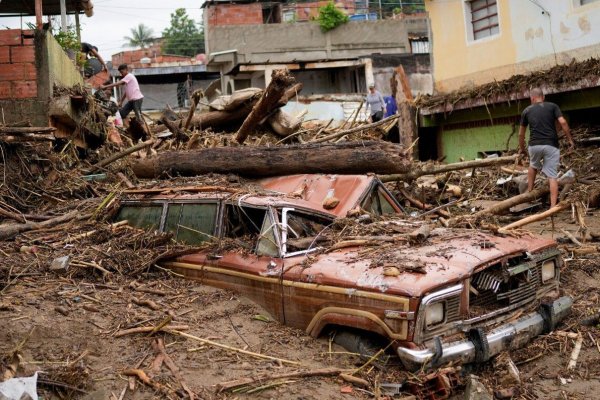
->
60, 0, 67, 32
378, 0, 383, 19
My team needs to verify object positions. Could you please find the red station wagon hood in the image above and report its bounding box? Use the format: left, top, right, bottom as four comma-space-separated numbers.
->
283, 229, 557, 298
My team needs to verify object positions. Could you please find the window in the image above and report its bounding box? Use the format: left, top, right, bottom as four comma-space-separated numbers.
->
468, 0, 499, 40
280, 209, 329, 256
223, 204, 279, 256
361, 186, 400, 216
410, 38, 430, 54
257, 213, 279, 257
165, 203, 218, 244
116, 205, 163, 230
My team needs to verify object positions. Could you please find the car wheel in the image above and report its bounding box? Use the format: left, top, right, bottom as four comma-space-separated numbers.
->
331, 329, 393, 368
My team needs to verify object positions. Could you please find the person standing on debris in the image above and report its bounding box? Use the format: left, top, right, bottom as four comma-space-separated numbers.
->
81, 42, 108, 72
519, 87, 574, 208
366, 84, 386, 123
100, 64, 144, 122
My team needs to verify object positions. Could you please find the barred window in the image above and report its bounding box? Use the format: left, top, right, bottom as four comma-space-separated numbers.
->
469, 0, 499, 40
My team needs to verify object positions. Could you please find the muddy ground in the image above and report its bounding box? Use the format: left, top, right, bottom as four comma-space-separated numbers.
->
0, 206, 598, 400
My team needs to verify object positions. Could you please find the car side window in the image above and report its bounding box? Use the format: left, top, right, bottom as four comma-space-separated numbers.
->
256, 213, 279, 257
116, 205, 163, 230
361, 185, 399, 216
224, 204, 279, 257
378, 189, 398, 215
165, 203, 218, 244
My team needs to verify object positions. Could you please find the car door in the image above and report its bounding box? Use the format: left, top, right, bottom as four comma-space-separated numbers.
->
203, 204, 286, 323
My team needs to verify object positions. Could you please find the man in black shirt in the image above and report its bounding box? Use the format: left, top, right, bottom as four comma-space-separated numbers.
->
519, 87, 574, 208
81, 42, 107, 74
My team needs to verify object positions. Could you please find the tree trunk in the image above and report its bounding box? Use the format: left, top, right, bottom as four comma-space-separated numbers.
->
391, 66, 416, 159
379, 155, 519, 182
132, 141, 411, 179
497, 202, 569, 233
235, 69, 296, 144
177, 105, 254, 132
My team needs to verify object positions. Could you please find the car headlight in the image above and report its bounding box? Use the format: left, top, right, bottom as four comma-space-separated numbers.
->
541, 260, 556, 282
425, 302, 445, 327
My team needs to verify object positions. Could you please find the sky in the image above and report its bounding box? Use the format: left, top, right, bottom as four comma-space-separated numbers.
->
1, 0, 204, 58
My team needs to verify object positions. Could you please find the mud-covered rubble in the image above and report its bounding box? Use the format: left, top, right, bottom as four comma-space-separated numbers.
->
1, 76, 600, 399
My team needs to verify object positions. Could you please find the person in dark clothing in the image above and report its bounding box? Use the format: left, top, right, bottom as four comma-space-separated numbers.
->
518, 87, 574, 208
81, 42, 107, 72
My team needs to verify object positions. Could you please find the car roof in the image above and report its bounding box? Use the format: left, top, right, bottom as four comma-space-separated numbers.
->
122, 174, 378, 218
256, 174, 376, 217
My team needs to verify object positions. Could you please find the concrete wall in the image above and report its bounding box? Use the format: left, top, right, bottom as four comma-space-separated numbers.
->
293, 68, 358, 95
426, 0, 600, 93
45, 32, 84, 91
206, 19, 412, 63
371, 53, 432, 96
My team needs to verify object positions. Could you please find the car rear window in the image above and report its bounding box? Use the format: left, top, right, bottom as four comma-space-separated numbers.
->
116, 205, 163, 230
165, 203, 218, 244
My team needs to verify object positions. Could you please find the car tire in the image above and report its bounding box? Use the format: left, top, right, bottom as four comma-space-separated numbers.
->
332, 329, 392, 368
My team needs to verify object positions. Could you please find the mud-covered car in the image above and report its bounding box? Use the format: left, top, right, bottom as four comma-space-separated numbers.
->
116, 174, 572, 370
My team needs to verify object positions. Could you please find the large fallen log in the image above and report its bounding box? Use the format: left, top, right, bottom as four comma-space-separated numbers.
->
235, 69, 296, 144
132, 141, 411, 178
379, 155, 519, 182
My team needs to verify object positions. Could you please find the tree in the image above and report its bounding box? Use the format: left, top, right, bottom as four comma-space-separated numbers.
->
124, 23, 155, 49
161, 8, 205, 57
317, 2, 349, 32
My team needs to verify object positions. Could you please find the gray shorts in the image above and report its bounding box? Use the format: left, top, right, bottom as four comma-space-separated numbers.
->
528, 145, 560, 178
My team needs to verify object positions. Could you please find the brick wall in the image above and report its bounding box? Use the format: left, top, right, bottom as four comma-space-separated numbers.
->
0, 29, 37, 99
112, 43, 163, 66
205, 3, 263, 27
294, 0, 356, 21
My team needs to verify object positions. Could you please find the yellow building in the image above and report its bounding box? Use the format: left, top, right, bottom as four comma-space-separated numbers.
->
425, 0, 600, 93
414, 0, 600, 163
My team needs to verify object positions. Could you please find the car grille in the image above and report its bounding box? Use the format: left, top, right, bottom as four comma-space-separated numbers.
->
445, 295, 461, 324
469, 264, 542, 318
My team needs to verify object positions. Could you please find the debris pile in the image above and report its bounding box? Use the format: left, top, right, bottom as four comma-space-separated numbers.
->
0, 66, 599, 399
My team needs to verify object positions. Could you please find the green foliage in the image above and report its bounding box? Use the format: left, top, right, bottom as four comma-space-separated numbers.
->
161, 8, 205, 57
124, 23, 155, 49
53, 27, 80, 53
317, 2, 349, 32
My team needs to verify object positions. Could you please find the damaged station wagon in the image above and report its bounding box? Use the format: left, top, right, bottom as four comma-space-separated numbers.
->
116, 174, 572, 370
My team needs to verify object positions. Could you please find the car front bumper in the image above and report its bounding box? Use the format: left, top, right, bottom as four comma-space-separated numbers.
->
397, 296, 573, 370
